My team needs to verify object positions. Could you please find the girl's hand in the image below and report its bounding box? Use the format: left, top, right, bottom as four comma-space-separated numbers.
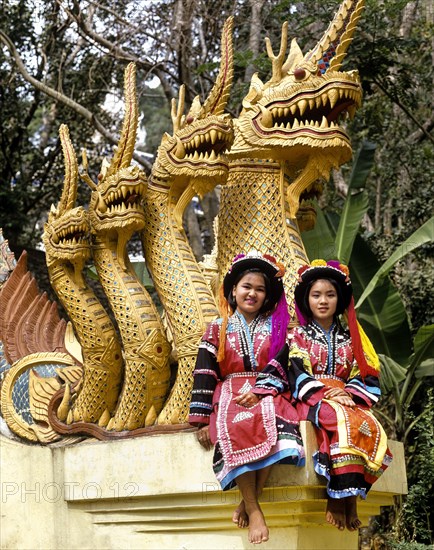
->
196, 425, 213, 450
324, 387, 346, 398
324, 387, 356, 407
331, 394, 356, 407
234, 391, 260, 408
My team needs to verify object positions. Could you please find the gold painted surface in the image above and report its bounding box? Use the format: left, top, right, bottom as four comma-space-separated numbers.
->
142, 18, 234, 424
217, 0, 365, 314
86, 64, 171, 431
42, 124, 123, 426
0, 424, 406, 549
1, 2, 370, 435
0, 352, 79, 442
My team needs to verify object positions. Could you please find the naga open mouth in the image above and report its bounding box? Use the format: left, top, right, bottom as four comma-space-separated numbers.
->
255, 80, 361, 135
99, 182, 146, 217
52, 222, 89, 247
170, 123, 233, 165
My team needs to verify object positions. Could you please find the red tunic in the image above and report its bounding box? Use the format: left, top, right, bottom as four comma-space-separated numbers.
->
189, 312, 305, 490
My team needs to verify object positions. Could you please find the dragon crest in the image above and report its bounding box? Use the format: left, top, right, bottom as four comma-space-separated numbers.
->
151, 17, 234, 228
82, 64, 147, 268
143, 18, 234, 424
230, 0, 364, 218
44, 126, 91, 278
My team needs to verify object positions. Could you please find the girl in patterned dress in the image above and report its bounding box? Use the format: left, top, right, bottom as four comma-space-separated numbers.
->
258, 260, 392, 531
189, 251, 304, 545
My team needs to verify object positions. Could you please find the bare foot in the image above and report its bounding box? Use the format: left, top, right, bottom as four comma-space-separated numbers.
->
232, 500, 249, 528
248, 509, 269, 544
345, 496, 362, 531
326, 497, 345, 531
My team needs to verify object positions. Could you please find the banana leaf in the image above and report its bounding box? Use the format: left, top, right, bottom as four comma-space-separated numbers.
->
412, 325, 434, 377
416, 359, 434, 378
349, 235, 412, 364
347, 141, 377, 190
86, 265, 99, 280
356, 216, 434, 308
131, 261, 154, 288
335, 190, 369, 265
335, 141, 375, 264
301, 202, 336, 260
378, 353, 407, 393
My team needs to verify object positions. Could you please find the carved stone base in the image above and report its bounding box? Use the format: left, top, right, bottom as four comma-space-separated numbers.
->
0, 422, 406, 549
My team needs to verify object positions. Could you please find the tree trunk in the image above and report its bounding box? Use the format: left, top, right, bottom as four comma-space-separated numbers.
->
375, 178, 382, 231
171, 0, 196, 104
399, 1, 417, 37
244, 0, 265, 82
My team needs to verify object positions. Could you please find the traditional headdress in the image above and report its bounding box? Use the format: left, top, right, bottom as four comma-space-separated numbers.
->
294, 259, 380, 379
217, 251, 289, 362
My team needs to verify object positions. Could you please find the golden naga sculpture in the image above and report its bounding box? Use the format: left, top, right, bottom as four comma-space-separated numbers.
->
0, 0, 366, 440
217, 0, 365, 315
82, 63, 171, 431
0, 247, 82, 443
42, 124, 123, 427
142, 17, 234, 425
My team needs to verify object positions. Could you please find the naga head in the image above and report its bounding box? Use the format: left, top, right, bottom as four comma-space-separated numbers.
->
82, 63, 147, 248
230, 0, 365, 217
151, 17, 234, 216
43, 125, 90, 276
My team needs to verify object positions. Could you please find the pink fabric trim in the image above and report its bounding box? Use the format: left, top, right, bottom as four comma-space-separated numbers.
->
269, 293, 290, 360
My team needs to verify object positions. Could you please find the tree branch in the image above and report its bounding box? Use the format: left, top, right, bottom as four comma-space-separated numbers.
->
0, 30, 152, 171
57, 0, 176, 104
407, 114, 434, 144
83, 0, 156, 42
374, 77, 434, 145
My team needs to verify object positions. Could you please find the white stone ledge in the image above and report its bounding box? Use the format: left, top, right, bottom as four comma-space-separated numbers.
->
59, 422, 406, 500
0, 421, 407, 550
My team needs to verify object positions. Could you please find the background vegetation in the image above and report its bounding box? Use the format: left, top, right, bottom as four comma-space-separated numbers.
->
1, 1, 432, 546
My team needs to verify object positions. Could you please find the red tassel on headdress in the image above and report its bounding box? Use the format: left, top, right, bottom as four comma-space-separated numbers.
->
346, 297, 379, 380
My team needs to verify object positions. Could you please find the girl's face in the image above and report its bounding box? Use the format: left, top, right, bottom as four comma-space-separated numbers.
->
232, 272, 267, 323
308, 279, 338, 329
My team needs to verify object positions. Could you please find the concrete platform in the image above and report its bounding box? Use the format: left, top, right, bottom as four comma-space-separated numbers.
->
0, 422, 406, 549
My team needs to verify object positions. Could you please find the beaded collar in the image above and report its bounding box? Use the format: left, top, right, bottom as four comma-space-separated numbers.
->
229, 311, 266, 371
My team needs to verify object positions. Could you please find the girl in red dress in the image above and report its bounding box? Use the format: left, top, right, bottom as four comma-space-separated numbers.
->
189, 251, 304, 544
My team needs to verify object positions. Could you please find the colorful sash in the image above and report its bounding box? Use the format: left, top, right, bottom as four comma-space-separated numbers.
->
325, 400, 389, 471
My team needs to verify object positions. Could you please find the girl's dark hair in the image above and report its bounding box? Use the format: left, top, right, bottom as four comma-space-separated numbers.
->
227, 268, 272, 314
301, 277, 346, 319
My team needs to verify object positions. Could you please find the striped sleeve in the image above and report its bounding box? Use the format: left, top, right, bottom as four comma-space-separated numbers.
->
254, 344, 290, 397
287, 330, 326, 406
188, 320, 221, 426
345, 361, 381, 407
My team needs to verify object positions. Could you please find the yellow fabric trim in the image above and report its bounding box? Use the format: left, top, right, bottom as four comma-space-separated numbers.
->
324, 400, 388, 471
343, 313, 381, 373
288, 347, 313, 374
357, 320, 381, 372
